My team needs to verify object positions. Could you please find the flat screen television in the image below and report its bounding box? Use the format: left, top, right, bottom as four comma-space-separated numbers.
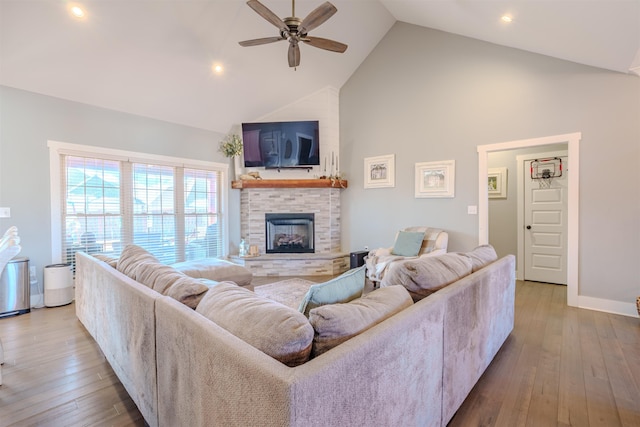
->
241, 120, 320, 169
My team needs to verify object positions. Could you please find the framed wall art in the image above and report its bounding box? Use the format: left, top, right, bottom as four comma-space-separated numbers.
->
415, 160, 455, 198
488, 167, 507, 199
364, 154, 395, 188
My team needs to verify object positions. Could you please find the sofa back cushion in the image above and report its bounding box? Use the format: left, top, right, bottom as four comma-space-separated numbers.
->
118, 244, 210, 309
92, 253, 118, 268
196, 282, 314, 367
308, 285, 413, 357
117, 244, 158, 280
463, 244, 498, 272
298, 266, 366, 317
383, 253, 473, 301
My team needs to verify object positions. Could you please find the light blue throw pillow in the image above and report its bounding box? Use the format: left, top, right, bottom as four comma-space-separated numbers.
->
298, 266, 366, 317
391, 231, 425, 257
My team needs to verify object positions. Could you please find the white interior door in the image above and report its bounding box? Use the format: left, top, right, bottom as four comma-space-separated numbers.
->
523, 155, 568, 284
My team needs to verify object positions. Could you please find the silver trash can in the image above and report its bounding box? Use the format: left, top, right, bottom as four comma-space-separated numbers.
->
0, 256, 30, 317
44, 263, 74, 307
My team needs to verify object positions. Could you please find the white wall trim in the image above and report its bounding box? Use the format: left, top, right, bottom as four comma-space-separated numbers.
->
47, 140, 229, 262
578, 296, 639, 318
478, 132, 581, 307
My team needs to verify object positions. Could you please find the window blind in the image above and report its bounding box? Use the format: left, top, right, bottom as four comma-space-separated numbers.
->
61, 153, 224, 270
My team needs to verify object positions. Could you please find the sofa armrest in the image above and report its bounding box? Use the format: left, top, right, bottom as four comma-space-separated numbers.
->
438, 255, 515, 424
76, 252, 160, 427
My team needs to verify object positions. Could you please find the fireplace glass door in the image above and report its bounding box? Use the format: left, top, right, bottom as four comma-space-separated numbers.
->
265, 213, 314, 253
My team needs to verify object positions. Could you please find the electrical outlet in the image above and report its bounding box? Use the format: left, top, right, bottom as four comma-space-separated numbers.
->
0, 207, 10, 218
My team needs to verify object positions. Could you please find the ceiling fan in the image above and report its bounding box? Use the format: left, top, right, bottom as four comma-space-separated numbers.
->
239, 0, 348, 68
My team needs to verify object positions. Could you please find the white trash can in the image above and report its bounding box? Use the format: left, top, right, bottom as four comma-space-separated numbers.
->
44, 263, 74, 307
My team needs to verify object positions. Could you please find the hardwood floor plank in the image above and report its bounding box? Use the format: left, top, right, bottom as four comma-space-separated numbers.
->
557, 305, 589, 427
579, 309, 623, 427
593, 312, 640, 427
525, 284, 563, 426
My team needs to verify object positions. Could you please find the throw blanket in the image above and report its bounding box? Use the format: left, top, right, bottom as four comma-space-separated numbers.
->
365, 228, 443, 282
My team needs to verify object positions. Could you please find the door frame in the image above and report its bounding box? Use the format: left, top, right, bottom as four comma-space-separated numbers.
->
477, 132, 580, 307
517, 149, 568, 284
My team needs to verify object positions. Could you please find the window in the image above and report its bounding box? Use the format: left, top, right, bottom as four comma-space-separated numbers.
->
50, 142, 228, 268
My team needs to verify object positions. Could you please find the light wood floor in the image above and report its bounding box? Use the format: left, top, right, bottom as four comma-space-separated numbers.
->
1, 280, 638, 426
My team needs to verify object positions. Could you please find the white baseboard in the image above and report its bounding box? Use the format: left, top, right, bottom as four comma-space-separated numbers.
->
578, 295, 638, 318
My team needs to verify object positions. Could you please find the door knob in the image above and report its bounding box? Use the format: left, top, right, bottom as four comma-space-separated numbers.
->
526, 225, 532, 230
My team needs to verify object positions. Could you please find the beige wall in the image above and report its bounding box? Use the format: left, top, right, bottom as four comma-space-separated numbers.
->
340, 22, 640, 310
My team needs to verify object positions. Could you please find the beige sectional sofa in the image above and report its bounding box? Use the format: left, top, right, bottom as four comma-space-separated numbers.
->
75, 248, 515, 427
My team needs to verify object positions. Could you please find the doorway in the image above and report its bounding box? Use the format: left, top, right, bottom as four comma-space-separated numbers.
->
477, 132, 580, 307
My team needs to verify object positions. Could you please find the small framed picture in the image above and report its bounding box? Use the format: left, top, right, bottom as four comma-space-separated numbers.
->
415, 160, 455, 198
364, 154, 395, 188
488, 167, 507, 199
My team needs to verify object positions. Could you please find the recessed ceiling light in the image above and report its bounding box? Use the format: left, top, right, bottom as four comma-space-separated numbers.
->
70, 5, 86, 19
212, 64, 224, 75
501, 15, 513, 23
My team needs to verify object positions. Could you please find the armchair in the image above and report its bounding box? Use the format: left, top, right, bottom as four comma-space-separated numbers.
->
365, 227, 448, 286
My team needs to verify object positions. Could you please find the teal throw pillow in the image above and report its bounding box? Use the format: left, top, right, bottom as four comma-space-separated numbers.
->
391, 231, 425, 257
298, 266, 366, 317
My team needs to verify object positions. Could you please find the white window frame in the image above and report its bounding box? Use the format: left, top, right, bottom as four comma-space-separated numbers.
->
48, 140, 229, 263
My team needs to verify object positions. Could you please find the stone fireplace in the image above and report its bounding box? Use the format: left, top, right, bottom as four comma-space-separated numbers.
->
231, 180, 348, 276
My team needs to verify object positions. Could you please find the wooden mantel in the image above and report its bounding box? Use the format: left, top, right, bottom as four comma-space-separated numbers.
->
231, 179, 348, 189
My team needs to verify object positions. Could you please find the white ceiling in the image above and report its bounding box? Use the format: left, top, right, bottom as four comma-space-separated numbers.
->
1, 0, 638, 134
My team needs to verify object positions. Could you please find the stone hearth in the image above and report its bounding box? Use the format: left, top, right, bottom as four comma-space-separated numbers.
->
232, 180, 348, 276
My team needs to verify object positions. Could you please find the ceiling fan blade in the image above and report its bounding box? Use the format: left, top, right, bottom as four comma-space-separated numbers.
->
303, 36, 347, 53
288, 42, 301, 68
239, 36, 286, 47
299, 1, 337, 34
246, 0, 289, 33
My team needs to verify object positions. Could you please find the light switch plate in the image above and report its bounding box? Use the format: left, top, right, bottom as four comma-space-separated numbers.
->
467, 205, 478, 215
0, 207, 10, 218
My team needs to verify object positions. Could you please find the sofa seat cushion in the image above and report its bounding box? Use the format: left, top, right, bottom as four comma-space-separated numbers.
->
308, 285, 413, 357
118, 244, 211, 309
463, 244, 498, 272
381, 253, 473, 301
196, 282, 314, 367
171, 258, 252, 287
298, 266, 366, 317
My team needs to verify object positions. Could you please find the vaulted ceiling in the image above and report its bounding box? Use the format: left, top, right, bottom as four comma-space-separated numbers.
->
1, 0, 638, 133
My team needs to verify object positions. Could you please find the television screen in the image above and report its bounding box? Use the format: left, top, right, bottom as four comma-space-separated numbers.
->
241, 120, 320, 168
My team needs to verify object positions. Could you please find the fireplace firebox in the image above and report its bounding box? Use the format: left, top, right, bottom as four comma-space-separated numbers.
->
265, 213, 314, 254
